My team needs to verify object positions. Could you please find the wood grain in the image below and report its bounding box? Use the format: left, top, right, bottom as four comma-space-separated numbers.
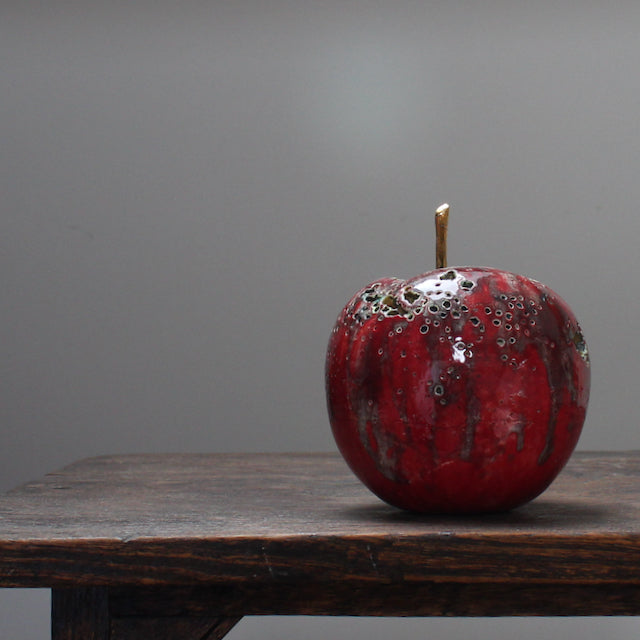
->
2, 452, 640, 597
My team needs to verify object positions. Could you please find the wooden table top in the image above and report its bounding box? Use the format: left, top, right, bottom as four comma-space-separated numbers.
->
1, 451, 640, 590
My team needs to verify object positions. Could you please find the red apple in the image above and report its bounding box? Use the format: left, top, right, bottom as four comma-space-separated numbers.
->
325, 205, 590, 513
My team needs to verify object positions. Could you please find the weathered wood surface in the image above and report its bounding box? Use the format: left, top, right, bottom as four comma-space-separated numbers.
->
1, 452, 640, 591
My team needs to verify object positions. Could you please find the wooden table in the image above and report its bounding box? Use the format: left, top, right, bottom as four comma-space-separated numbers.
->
1, 452, 640, 639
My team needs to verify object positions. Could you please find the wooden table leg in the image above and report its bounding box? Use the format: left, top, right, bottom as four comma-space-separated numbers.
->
52, 587, 109, 640
109, 615, 241, 639
52, 586, 242, 640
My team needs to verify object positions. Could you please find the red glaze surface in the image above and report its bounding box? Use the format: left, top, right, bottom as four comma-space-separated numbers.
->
325, 267, 590, 513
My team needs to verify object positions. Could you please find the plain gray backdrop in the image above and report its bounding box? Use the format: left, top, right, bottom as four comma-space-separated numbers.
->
2, 1, 640, 637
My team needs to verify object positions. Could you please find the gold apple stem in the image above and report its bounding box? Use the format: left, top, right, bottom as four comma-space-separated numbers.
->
435, 203, 449, 269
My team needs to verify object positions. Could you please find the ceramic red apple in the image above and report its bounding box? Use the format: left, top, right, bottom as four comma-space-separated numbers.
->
326, 204, 590, 513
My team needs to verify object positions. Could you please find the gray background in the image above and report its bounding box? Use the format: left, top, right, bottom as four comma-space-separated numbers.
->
2, 0, 640, 637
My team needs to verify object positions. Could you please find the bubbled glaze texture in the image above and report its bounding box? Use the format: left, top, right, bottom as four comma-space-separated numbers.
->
325, 267, 590, 513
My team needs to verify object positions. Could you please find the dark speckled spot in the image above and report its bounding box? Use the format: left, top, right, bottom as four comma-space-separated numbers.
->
403, 289, 421, 304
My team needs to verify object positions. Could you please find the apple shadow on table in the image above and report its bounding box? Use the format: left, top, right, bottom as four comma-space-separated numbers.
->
339, 498, 617, 529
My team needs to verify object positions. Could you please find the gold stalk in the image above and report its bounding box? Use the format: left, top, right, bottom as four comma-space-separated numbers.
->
435, 203, 449, 269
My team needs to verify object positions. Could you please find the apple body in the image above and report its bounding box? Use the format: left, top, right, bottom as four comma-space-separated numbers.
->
325, 267, 590, 513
